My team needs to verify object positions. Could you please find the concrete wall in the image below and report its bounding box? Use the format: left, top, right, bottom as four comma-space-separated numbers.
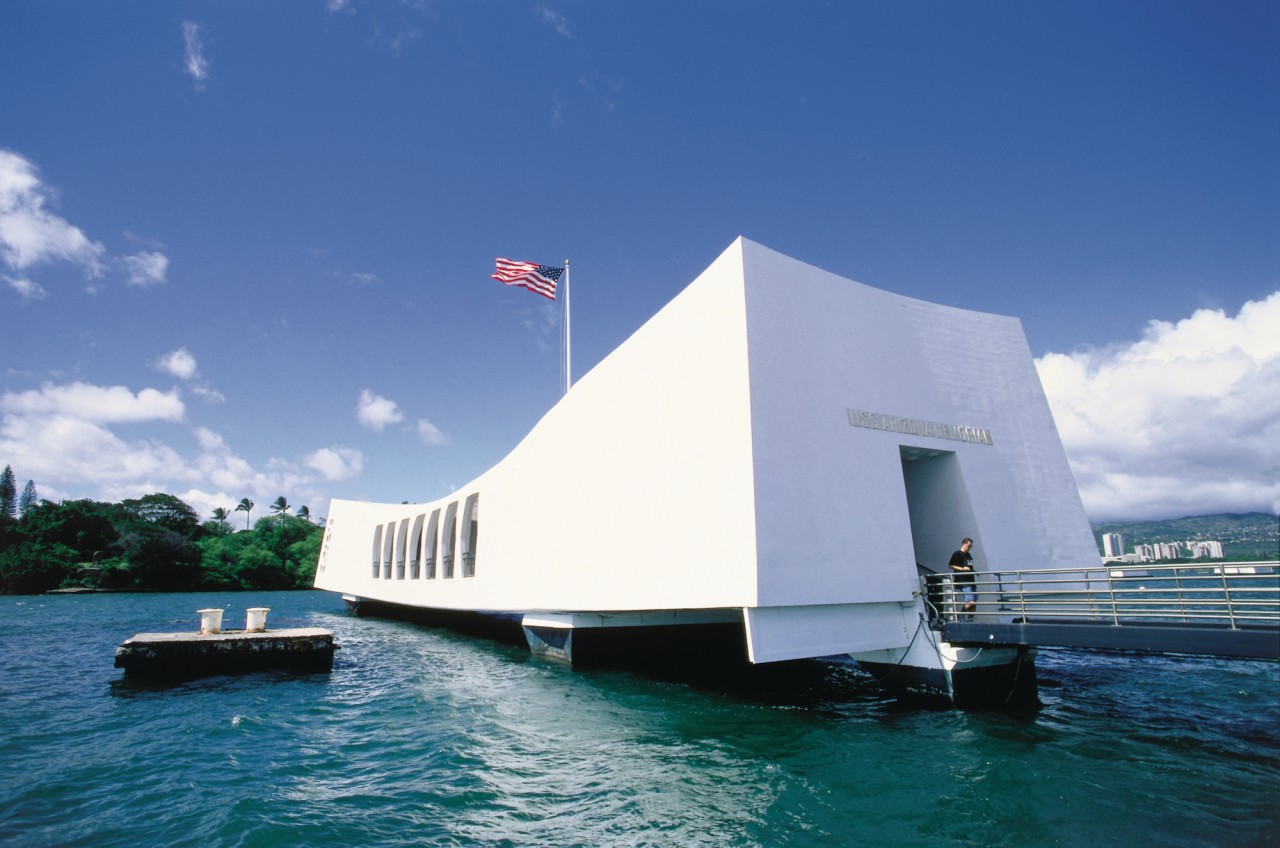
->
318, 240, 760, 612
737, 240, 1096, 659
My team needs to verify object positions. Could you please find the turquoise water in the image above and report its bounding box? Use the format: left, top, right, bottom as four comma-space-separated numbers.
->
1, 591, 1276, 847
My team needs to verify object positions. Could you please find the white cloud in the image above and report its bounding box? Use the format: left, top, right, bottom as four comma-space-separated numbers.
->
153, 348, 224, 402
516, 300, 561, 352
182, 21, 210, 88
416, 418, 448, 446
156, 347, 198, 380
357, 389, 404, 432
122, 250, 169, 286
0, 149, 105, 278
0, 411, 188, 493
4, 275, 46, 301
3, 382, 185, 424
190, 385, 227, 403
0, 381, 364, 522
389, 28, 422, 55
1036, 290, 1280, 521
305, 446, 365, 481
194, 426, 225, 452
540, 6, 572, 38
0, 150, 170, 298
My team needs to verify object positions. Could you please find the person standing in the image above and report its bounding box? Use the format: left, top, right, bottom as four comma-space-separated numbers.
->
948, 537, 977, 618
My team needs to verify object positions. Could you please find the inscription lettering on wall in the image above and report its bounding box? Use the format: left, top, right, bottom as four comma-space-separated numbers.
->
846, 408, 993, 446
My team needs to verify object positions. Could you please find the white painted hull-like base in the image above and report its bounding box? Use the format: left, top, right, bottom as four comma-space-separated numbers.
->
854, 632, 1039, 708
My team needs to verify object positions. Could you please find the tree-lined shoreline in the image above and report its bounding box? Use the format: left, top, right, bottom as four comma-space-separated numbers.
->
0, 466, 322, 595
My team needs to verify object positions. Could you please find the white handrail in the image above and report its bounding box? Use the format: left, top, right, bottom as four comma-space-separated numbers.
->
923, 562, 1280, 630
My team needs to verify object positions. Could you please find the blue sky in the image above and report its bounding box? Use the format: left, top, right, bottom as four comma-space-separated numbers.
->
2, 1, 1277, 524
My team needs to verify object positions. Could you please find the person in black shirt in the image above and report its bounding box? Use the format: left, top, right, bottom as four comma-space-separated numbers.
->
948, 537, 976, 618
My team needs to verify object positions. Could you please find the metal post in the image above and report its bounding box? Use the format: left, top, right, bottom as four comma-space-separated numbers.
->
1220, 566, 1238, 629
1174, 565, 1185, 618
1108, 571, 1120, 626
1017, 571, 1026, 622
563, 259, 572, 394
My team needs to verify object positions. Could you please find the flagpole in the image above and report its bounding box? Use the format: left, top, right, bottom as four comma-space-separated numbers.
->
563, 259, 572, 394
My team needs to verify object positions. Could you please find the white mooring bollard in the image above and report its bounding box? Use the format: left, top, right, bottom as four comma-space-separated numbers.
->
245, 607, 270, 632
197, 608, 224, 634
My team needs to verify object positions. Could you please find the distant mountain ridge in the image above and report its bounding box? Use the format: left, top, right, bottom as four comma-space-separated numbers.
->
1090, 512, 1279, 560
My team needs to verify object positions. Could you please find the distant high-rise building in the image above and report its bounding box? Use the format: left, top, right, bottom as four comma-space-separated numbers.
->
1102, 533, 1125, 559
1188, 540, 1225, 559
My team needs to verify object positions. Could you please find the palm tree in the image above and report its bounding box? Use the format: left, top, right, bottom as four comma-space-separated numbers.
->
211, 507, 230, 533
297, 505, 311, 523
235, 498, 254, 529
270, 496, 291, 521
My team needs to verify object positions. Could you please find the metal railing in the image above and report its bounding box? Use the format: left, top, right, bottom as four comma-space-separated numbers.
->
923, 561, 1280, 630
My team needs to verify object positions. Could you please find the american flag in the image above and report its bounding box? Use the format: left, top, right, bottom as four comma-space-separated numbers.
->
491, 258, 564, 300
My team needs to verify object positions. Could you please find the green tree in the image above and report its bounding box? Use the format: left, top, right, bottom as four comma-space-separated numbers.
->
0, 508, 22, 555
286, 526, 322, 584
18, 481, 37, 518
0, 466, 16, 520
297, 505, 311, 523
237, 541, 292, 589
0, 489, 326, 594
0, 540, 76, 594
18, 499, 123, 562
270, 496, 291, 521
121, 493, 201, 537
116, 526, 200, 590
211, 507, 230, 533
196, 531, 253, 589
235, 498, 254, 529
257, 513, 320, 586
200, 513, 323, 589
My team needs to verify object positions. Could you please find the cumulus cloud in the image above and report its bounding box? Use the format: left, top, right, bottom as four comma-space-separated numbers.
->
416, 418, 448, 446
0, 384, 187, 500
1036, 291, 1280, 521
0, 149, 105, 277
357, 389, 404, 432
122, 250, 169, 286
182, 21, 210, 88
156, 347, 198, 380
0, 382, 363, 521
3, 382, 185, 424
0, 410, 188, 494
152, 347, 225, 402
305, 446, 365, 481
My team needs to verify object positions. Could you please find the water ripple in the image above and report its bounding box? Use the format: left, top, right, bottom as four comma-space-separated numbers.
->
0, 593, 1275, 847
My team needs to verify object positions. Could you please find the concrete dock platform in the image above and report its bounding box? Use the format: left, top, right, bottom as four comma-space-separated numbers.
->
114, 627, 338, 678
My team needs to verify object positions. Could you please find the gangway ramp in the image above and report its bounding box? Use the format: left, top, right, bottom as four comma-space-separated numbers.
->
924, 561, 1280, 660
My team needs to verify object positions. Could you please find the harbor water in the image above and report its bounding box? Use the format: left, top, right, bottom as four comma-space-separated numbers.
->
1, 590, 1276, 847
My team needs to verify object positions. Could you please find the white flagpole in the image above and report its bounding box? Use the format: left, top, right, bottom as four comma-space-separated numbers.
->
563, 259, 572, 394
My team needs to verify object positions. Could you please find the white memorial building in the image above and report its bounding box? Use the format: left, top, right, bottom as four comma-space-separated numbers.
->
314, 238, 1099, 705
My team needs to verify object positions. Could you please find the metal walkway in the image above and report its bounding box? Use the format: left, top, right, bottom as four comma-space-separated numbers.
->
923, 561, 1280, 660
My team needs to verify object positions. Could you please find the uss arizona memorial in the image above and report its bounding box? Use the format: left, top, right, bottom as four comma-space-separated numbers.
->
314, 238, 1100, 704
